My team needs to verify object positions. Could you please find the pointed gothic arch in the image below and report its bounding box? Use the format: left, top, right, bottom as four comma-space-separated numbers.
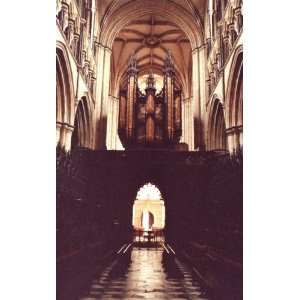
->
208, 96, 227, 151
226, 46, 243, 128
71, 97, 93, 149
225, 46, 243, 153
56, 43, 75, 150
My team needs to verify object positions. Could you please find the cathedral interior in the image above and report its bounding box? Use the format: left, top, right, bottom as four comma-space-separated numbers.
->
56, 0, 243, 299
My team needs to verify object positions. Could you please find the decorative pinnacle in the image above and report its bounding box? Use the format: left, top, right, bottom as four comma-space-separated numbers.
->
164, 49, 175, 75
128, 52, 138, 75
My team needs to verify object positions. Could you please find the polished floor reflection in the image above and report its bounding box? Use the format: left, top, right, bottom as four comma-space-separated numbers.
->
79, 246, 209, 299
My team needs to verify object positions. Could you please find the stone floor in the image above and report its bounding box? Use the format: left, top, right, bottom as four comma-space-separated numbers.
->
79, 246, 209, 300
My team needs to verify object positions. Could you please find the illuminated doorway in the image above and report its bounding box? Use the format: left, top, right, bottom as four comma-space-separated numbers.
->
132, 183, 165, 243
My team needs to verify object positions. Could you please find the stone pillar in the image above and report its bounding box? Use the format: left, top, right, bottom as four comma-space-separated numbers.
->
94, 44, 112, 149
106, 96, 120, 150
239, 128, 243, 149
226, 126, 242, 154
226, 129, 234, 154
106, 96, 113, 149
182, 98, 194, 150
192, 48, 201, 149
59, 123, 74, 151
56, 122, 62, 146
234, 130, 240, 153
112, 97, 119, 149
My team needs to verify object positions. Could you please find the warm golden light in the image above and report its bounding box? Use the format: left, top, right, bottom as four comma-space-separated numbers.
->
142, 211, 150, 230
138, 74, 163, 95
136, 183, 162, 201
132, 183, 165, 230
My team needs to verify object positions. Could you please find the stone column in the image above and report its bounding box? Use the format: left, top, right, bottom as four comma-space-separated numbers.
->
239, 128, 243, 149
106, 96, 119, 150
182, 98, 194, 150
63, 125, 74, 151
198, 44, 208, 150
94, 44, 112, 149
192, 47, 201, 150
225, 129, 234, 154
226, 126, 242, 154
233, 130, 239, 153
59, 123, 74, 151
56, 122, 62, 146
112, 97, 119, 149
106, 96, 113, 149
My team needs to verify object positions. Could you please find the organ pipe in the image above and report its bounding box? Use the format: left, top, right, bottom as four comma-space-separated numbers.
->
118, 51, 182, 149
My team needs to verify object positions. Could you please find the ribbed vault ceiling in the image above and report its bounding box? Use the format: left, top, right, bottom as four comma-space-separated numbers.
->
97, 0, 207, 23
111, 15, 192, 95
98, 0, 207, 97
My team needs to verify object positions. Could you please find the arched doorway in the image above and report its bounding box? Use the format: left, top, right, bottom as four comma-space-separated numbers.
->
132, 183, 165, 243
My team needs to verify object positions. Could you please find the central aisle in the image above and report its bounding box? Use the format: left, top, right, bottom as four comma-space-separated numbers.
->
79, 246, 209, 300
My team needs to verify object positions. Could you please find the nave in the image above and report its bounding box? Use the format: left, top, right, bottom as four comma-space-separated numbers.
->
56, 1, 243, 298
57, 148, 242, 300
79, 244, 208, 300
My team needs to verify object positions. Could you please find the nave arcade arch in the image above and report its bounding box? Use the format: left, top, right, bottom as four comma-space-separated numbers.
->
71, 97, 93, 149
207, 96, 227, 151
225, 46, 243, 153
56, 44, 75, 150
95, 0, 207, 151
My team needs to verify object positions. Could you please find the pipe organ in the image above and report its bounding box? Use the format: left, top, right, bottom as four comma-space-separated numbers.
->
118, 52, 182, 149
